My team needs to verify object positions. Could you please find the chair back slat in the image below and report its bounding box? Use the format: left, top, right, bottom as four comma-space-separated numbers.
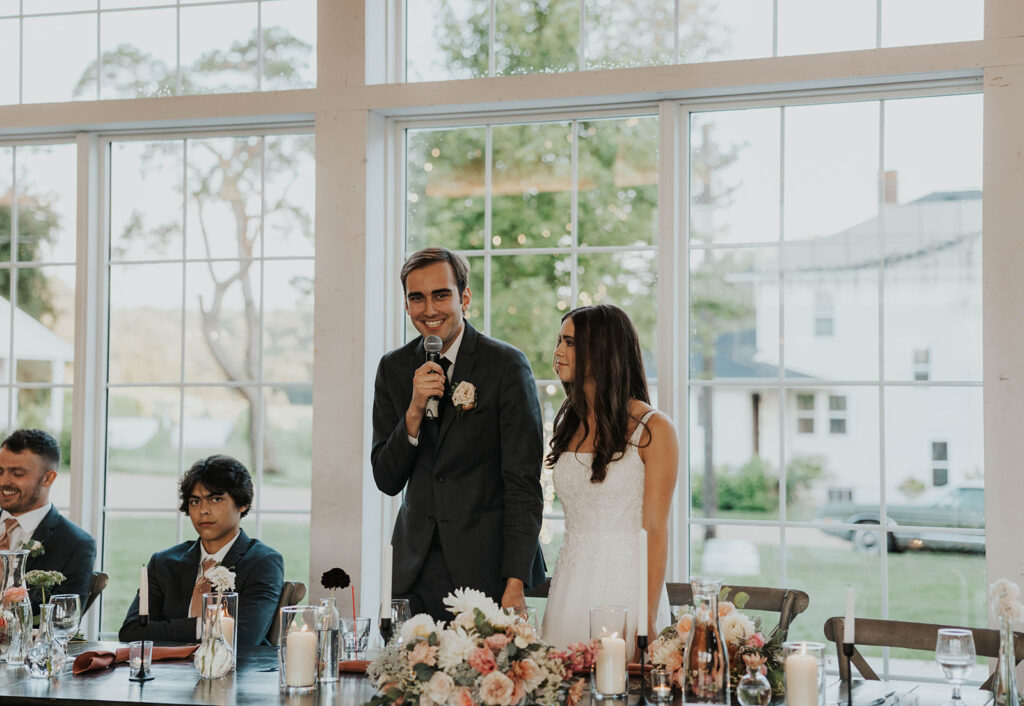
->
666, 583, 810, 640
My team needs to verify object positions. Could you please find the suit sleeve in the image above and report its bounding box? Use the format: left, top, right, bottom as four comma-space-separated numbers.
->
236, 547, 284, 646
497, 349, 545, 583
118, 555, 199, 644
371, 355, 419, 496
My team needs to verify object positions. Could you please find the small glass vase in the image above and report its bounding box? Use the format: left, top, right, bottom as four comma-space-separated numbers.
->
201, 591, 238, 670
995, 618, 1021, 706
683, 577, 730, 704
25, 603, 66, 678
317, 596, 341, 683
736, 659, 773, 706
193, 607, 234, 679
0, 549, 30, 663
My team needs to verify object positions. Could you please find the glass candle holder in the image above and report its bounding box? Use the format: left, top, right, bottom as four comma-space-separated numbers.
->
650, 667, 675, 702
783, 641, 826, 706
202, 592, 238, 669
278, 606, 319, 693
128, 640, 153, 682
590, 605, 628, 700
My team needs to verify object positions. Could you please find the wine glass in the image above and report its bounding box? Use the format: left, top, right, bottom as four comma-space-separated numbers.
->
49, 594, 81, 647
390, 599, 411, 643
935, 628, 975, 703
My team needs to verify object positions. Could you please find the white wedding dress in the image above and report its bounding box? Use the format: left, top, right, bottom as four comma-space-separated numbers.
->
541, 410, 671, 659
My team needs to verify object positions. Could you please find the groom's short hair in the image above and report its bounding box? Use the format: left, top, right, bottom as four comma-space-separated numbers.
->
401, 247, 470, 296
178, 455, 254, 517
1, 429, 60, 471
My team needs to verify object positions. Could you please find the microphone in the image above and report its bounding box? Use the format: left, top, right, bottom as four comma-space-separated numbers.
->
424, 335, 443, 420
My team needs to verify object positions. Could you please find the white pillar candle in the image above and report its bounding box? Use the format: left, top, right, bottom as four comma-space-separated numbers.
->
596, 636, 627, 694
285, 626, 317, 686
381, 544, 393, 617
220, 615, 235, 647
139, 566, 149, 616
637, 529, 648, 637
843, 587, 855, 644
785, 650, 819, 706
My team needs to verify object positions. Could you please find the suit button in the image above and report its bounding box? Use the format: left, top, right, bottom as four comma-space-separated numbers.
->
437, 476, 445, 484
428, 516, 436, 524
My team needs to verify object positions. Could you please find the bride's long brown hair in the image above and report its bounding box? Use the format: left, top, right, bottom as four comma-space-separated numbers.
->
545, 304, 650, 483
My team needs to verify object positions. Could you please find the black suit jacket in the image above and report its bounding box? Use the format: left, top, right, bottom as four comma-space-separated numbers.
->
118, 529, 283, 646
372, 322, 546, 602
25, 505, 96, 616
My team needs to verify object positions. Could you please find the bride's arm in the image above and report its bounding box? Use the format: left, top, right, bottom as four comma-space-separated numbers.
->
641, 411, 680, 640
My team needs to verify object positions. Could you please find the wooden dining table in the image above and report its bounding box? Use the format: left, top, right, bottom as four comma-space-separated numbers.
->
0, 642, 998, 706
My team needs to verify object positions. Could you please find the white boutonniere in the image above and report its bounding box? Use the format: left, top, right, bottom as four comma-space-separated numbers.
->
451, 381, 477, 418
19, 539, 44, 558
205, 565, 236, 593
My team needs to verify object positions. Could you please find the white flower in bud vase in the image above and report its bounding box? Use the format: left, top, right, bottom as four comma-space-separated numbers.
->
205, 566, 236, 593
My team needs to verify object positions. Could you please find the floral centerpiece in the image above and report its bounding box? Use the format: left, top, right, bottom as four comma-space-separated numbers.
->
25, 570, 65, 605
990, 578, 1023, 706
364, 588, 598, 706
194, 564, 236, 679
649, 586, 784, 696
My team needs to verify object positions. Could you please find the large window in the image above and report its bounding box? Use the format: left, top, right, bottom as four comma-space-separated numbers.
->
687, 92, 983, 677
101, 130, 314, 636
0, 0, 315, 104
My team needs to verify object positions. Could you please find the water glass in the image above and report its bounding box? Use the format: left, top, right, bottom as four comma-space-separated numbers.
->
49, 594, 81, 646
590, 605, 628, 699
514, 606, 539, 631
128, 640, 153, 681
783, 641, 825, 706
935, 628, 976, 703
342, 616, 371, 660
278, 606, 319, 693
5, 601, 32, 665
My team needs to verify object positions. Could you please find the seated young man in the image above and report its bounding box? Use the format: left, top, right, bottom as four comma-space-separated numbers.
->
119, 455, 284, 646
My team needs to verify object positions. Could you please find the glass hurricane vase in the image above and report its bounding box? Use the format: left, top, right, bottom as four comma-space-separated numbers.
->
995, 618, 1021, 706
682, 577, 730, 704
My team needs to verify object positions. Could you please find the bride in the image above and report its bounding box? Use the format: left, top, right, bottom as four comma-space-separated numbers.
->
541, 304, 678, 657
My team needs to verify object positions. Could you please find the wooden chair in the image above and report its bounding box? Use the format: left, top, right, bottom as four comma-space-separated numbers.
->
667, 583, 810, 638
823, 616, 1024, 690
82, 571, 108, 616
266, 581, 307, 644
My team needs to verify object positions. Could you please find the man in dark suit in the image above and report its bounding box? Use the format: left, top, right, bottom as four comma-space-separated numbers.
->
0, 429, 96, 615
119, 455, 283, 646
372, 247, 545, 622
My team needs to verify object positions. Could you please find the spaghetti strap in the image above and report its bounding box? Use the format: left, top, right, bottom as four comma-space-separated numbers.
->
630, 409, 657, 445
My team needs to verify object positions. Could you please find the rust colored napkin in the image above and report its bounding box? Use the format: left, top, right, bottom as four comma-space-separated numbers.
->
340, 659, 369, 673
73, 644, 199, 675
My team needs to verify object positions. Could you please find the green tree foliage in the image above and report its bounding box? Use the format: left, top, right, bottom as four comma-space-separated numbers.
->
0, 199, 58, 320
691, 455, 826, 512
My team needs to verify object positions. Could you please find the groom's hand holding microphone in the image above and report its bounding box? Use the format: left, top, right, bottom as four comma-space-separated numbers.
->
405, 335, 447, 440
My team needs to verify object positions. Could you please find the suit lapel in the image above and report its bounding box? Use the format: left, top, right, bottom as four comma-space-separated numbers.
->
178, 541, 202, 605
221, 529, 250, 570
437, 323, 479, 449
26, 506, 60, 571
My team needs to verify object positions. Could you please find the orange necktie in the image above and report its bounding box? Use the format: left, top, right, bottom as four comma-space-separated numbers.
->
0, 517, 20, 551
188, 558, 218, 618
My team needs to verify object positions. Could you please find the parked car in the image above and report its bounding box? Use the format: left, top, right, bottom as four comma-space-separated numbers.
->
816, 485, 985, 553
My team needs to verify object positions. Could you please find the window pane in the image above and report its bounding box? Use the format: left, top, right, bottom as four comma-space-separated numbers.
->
99, 7, 177, 99
407, 127, 486, 252
692, 0, 773, 63
258, 514, 310, 587
584, 0, 673, 70
490, 254, 569, 378
22, 13, 97, 104
180, 386, 255, 470
494, 0, 579, 76
264, 134, 315, 258
0, 2, 17, 16
777, 0, 875, 56
492, 122, 571, 249
101, 513, 178, 635
186, 136, 262, 259
689, 247, 777, 380
689, 524, 781, 587
184, 261, 260, 383
0, 19, 18, 105
110, 140, 184, 262
261, 0, 316, 90
0, 148, 9, 255
13, 266, 75, 385
881, 0, 982, 47
578, 116, 658, 248
691, 108, 781, 246
24, 0, 95, 12
108, 263, 183, 383
406, 0, 489, 82
263, 260, 313, 382
16, 144, 77, 262
261, 387, 311, 511
784, 102, 879, 242
180, 3, 258, 94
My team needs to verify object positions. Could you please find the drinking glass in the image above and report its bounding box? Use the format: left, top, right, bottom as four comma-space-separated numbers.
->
49, 594, 81, 647
390, 599, 411, 644
935, 628, 975, 703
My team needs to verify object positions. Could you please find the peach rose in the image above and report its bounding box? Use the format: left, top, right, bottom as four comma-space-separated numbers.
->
426, 671, 454, 703
718, 601, 735, 617
746, 632, 766, 649
479, 671, 515, 706
2, 586, 27, 605
676, 613, 693, 634
484, 633, 510, 653
467, 646, 497, 674
449, 687, 476, 706
664, 651, 684, 673
409, 641, 439, 667
567, 677, 585, 706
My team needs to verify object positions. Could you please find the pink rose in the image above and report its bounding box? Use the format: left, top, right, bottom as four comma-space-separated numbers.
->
746, 632, 766, 649
408, 641, 438, 667
479, 671, 515, 706
485, 633, 510, 653
467, 646, 497, 674
676, 613, 693, 634
718, 601, 735, 617
2, 586, 27, 605
451, 687, 477, 706
665, 651, 684, 673
567, 677, 585, 706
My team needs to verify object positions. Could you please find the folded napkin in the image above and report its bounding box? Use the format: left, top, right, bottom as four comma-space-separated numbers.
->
72, 644, 199, 675
340, 659, 370, 673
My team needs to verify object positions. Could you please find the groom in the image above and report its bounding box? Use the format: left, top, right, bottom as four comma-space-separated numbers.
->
372, 247, 546, 622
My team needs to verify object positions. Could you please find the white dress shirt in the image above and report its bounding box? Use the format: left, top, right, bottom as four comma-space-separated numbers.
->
0, 502, 52, 550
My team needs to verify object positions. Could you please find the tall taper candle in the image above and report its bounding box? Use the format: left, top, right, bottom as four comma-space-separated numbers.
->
139, 566, 149, 616
637, 529, 648, 637
843, 586, 855, 643
381, 544, 393, 617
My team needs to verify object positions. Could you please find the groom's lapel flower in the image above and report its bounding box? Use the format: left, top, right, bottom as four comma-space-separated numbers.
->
19, 539, 44, 558
451, 381, 477, 418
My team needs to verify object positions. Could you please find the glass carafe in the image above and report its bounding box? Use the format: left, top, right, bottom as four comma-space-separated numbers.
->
0, 549, 30, 662
683, 577, 730, 704
26, 603, 66, 678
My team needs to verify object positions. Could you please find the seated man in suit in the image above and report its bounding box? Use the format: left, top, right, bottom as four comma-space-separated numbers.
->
119, 455, 284, 646
0, 429, 96, 615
